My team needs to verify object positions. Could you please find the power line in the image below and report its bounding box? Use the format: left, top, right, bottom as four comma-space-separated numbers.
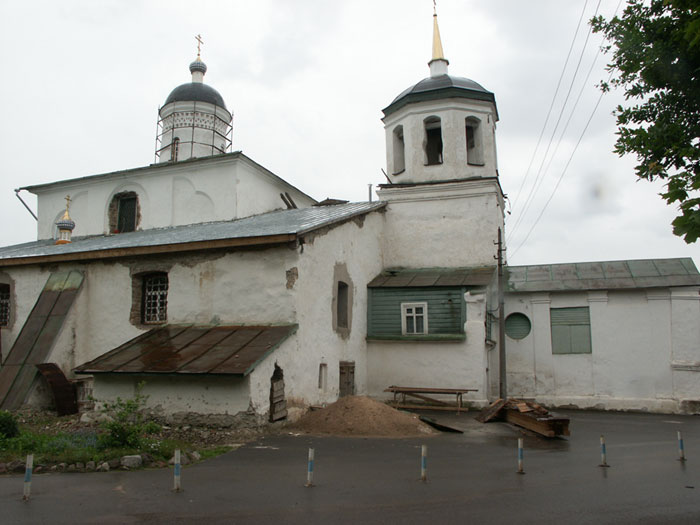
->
508, 0, 602, 241
508, 83, 608, 259
508, 0, 589, 214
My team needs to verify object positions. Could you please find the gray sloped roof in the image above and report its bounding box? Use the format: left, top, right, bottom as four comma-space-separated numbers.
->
507, 258, 700, 292
0, 202, 386, 266
383, 74, 498, 118
368, 266, 495, 288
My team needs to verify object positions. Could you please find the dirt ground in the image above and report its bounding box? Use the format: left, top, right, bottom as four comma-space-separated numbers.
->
12, 396, 436, 448
288, 396, 437, 438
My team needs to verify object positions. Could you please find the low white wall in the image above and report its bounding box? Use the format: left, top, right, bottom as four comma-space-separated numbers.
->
503, 287, 700, 413
92, 374, 251, 415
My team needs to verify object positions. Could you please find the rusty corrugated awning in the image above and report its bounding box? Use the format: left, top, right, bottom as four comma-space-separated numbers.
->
0, 270, 84, 410
73, 324, 297, 377
368, 267, 496, 288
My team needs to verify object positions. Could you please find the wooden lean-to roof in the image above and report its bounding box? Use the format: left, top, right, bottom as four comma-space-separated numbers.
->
74, 324, 298, 377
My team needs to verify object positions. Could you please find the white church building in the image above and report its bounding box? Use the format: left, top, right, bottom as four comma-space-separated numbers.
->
0, 14, 699, 420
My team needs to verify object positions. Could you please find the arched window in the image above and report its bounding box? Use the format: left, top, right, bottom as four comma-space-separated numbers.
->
392, 126, 405, 174
171, 137, 180, 162
108, 192, 139, 233
465, 117, 484, 166
424, 116, 443, 165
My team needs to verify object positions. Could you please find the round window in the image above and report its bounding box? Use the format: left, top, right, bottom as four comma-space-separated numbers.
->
505, 313, 531, 340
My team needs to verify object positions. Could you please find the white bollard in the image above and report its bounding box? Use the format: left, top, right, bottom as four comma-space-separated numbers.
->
22, 454, 33, 501
599, 435, 610, 467
517, 438, 525, 474
420, 445, 427, 482
678, 431, 687, 462
305, 448, 315, 487
173, 449, 182, 492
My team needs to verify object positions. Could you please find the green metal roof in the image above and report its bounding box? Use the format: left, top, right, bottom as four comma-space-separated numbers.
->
507, 258, 700, 292
368, 266, 496, 288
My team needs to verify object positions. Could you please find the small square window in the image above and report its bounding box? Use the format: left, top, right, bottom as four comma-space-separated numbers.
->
142, 273, 168, 324
0, 284, 10, 327
401, 302, 428, 335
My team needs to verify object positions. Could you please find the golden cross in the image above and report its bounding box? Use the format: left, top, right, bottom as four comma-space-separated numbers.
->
65, 195, 72, 211
195, 34, 204, 57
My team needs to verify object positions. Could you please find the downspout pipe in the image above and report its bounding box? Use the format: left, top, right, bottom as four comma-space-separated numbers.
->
14, 188, 38, 221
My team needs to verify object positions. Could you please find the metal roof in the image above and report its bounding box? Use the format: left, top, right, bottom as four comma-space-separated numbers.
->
164, 82, 228, 110
0, 202, 386, 266
507, 258, 700, 292
74, 324, 297, 376
368, 266, 496, 288
383, 74, 498, 118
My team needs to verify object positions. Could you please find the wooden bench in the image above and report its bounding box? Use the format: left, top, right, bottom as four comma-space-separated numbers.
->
384, 385, 479, 413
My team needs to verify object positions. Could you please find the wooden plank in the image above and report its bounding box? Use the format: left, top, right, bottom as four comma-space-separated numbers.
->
505, 409, 570, 437
391, 404, 466, 412
476, 398, 508, 423
403, 392, 450, 406
384, 386, 479, 394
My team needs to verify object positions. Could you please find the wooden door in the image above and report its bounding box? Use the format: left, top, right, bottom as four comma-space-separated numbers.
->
339, 361, 355, 397
269, 364, 287, 422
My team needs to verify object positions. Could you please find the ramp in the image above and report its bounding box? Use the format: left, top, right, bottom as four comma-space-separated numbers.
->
0, 271, 83, 410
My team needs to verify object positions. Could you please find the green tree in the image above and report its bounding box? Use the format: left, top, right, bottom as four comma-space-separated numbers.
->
592, 1, 700, 242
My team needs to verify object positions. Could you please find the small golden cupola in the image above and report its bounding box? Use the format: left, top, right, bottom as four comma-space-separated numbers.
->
55, 195, 76, 245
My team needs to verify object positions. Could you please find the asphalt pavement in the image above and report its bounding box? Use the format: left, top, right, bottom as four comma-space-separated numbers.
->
1, 410, 699, 524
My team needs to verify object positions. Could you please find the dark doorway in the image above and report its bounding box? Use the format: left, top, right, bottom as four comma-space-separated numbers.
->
269, 364, 287, 422
339, 361, 355, 397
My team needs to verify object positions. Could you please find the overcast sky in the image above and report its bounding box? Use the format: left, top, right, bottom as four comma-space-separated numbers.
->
1, 0, 698, 267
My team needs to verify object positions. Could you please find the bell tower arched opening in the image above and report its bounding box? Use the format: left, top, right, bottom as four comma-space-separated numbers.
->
424, 116, 443, 166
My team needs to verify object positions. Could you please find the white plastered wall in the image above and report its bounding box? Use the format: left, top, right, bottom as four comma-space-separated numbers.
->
246, 211, 386, 419
30, 154, 315, 240
378, 179, 504, 268
502, 287, 700, 413
366, 291, 490, 407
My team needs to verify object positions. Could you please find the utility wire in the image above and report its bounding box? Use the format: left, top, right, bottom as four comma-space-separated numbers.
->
508, 0, 623, 259
508, 0, 588, 214
508, 0, 602, 241
508, 80, 609, 259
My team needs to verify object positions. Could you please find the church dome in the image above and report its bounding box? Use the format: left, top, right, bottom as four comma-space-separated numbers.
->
164, 82, 227, 110
383, 74, 497, 118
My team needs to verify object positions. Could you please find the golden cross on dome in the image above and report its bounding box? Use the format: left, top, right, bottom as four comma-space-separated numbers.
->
65, 195, 72, 211
195, 34, 204, 58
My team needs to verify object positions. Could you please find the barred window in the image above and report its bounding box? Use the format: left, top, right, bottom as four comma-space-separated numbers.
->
142, 273, 168, 324
0, 284, 9, 327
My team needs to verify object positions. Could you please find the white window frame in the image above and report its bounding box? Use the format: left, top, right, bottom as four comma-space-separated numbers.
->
401, 302, 428, 335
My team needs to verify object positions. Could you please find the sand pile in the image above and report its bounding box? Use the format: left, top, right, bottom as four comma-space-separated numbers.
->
292, 396, 436, 438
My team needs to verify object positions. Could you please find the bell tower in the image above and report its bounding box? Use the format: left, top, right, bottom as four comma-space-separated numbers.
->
381, 9, 499, 185
377, 7, 505, 270
156, 35, 233, 163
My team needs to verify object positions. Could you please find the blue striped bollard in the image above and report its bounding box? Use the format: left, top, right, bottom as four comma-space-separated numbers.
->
22, 454, 33, 501
305, 448, 315, 487
173, 449, 182, 492
599, 435, 610, 467
420, 445, 427, 482
678, 431, 687, 462
517, 438, 525, 474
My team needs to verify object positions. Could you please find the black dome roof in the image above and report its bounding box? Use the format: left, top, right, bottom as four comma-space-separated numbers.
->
383, 74, 497, 118
164, 82, 227, 110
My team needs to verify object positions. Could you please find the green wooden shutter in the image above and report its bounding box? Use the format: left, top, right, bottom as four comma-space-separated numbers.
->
505, 313, 531, 340
550, 307, 591, 354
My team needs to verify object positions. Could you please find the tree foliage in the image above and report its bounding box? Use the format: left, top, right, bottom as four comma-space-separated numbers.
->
591, 1, 700, 242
